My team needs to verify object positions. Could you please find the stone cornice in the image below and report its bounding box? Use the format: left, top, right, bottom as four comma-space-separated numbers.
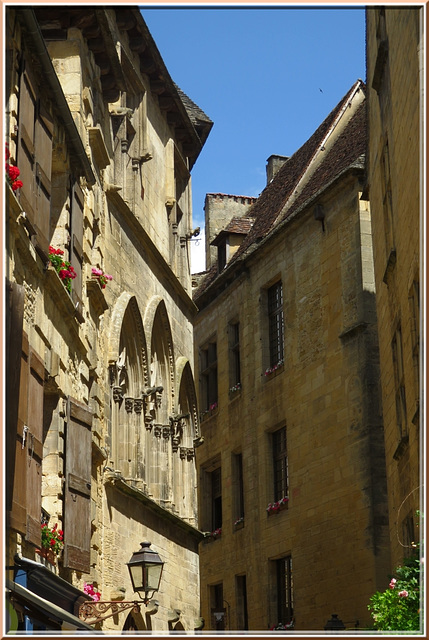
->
103, 472, 204, 542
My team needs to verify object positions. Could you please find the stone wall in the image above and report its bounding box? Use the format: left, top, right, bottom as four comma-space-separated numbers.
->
366, 7, 422, 569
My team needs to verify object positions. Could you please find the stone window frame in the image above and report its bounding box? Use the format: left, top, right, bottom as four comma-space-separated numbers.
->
267, 280, 285, 369
199, 336, 218, 412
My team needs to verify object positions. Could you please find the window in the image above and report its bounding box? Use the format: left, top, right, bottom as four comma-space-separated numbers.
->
268, 282, 284, 367
402, 513, 416, 558
381, 139, 395, 262
200, 340, 218, 410
409, 279, 420, 403
235, 575, 248, 629
392, 325, 407, 438
229, 322, 241, 389
210, 583, 226, 630
232, 453, 244, 524
273, 427, 288, 501
211, 467, 222, 531
277, 556, 293, 626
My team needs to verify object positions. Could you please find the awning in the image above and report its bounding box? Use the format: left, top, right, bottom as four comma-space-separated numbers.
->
6, 579, 97, 632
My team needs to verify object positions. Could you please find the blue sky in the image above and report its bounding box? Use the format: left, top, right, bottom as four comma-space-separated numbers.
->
141, 5, 366, 271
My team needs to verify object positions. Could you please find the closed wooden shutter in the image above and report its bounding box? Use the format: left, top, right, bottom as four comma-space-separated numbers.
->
26, 350, 44, 544
17, 60, 53, 261
9, 333, 44, 548
17, 65, 36, 219
63, 398, 93, 573
34, 100, 53, 259
6, 281, 25, 513
9, 334, 30, 535
70, 181, 84, 317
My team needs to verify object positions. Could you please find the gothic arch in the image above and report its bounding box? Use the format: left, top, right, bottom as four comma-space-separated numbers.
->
171, 357, 201, 523
108, 295, 148, 481
144, 296, 175, 416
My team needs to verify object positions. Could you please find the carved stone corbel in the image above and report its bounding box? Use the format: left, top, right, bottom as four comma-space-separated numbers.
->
134, 398, 143, 414
125, 397, 134, 413
112, 386, 124, 403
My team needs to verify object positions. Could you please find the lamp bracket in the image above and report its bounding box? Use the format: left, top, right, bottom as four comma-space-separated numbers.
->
79, 600, 143, 625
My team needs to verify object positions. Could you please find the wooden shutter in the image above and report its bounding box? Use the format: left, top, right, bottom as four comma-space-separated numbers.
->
26, 350, 44, 545
6, 281, 24, 513
34, 100, 53, 259
17, 65, 36, 219
63, 397, 93, 572
70, 182, 84, 317
8, 333, 44, 547
9, 334, 30, 535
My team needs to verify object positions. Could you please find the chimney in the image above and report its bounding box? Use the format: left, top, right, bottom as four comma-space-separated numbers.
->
266, 154, 289, 185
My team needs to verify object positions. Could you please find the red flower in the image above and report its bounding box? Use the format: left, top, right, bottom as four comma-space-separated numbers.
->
11, 180, 23, 191
8, 165, 20, 181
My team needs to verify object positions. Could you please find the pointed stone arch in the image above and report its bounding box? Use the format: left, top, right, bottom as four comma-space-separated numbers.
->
144, 296, 175, 416
107, 294, 148, 482
170, 357, 201, 524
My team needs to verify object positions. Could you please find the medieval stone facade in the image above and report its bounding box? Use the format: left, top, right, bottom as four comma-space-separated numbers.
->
6, 7, 211, 633
365, 6, 423, 572
193, 80, 392, 631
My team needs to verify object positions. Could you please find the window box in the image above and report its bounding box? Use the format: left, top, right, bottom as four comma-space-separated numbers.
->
233, 517, 244, 531
266, 497, 289, 515
200, 403, 218, 422
229, 382, 242, 397
264, 360, 284, 379
204, 528, 222, 543
86, 278, 109, 314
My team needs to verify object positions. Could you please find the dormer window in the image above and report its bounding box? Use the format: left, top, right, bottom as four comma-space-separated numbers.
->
211, 216, 254, 273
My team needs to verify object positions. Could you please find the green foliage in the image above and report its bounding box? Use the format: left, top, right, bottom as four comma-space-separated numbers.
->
368, 514, 423, 632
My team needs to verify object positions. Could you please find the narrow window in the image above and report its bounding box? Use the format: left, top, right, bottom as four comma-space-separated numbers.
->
392, 325, 407, 438
277, 556, 293, 626
235, 575, 248, 630
402, 513, 416, 558
273, 427, 288, 501
210, 583, 226, 630
229, 322, 241, 390
268, 282, 284, 367
200, 340, 218, 410
232, 453, 244, 524
211, 467, 222, 531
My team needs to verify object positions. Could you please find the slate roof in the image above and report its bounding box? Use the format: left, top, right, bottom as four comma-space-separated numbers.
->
193, 80, 366, 305
175, 84, 213, 148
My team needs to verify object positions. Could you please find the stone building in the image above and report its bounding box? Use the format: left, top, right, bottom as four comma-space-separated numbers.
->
5, 6, 211, 632
365, 6, 423, 571
193, 80, 392, 630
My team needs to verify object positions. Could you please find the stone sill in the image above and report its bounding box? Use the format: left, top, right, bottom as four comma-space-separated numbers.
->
393, 434, 409, 461
86, 278, 109, 314
200, 407, 219, 423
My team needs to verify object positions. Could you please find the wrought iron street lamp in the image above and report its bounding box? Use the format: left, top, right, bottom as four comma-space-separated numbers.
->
79, 542, 164, 625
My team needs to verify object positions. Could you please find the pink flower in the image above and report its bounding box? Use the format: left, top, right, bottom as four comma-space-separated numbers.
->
389, 578, 397, 589
104, 274, 113, 280
398, 590, 409, 598
91, 267, 103, 276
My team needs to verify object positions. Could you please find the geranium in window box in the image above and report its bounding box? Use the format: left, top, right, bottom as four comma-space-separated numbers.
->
229, 382, 242, 396
233, 516, 244, 530
48, 246, 76, 293
266, 496, 289, 515
264, 359, 284, 377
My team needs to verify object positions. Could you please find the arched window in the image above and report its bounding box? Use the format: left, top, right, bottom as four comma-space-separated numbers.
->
109, 297, 147, 483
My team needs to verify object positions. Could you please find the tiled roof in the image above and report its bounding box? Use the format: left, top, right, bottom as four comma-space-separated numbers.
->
193, 80, 366, 304
211, 216, 255, 246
